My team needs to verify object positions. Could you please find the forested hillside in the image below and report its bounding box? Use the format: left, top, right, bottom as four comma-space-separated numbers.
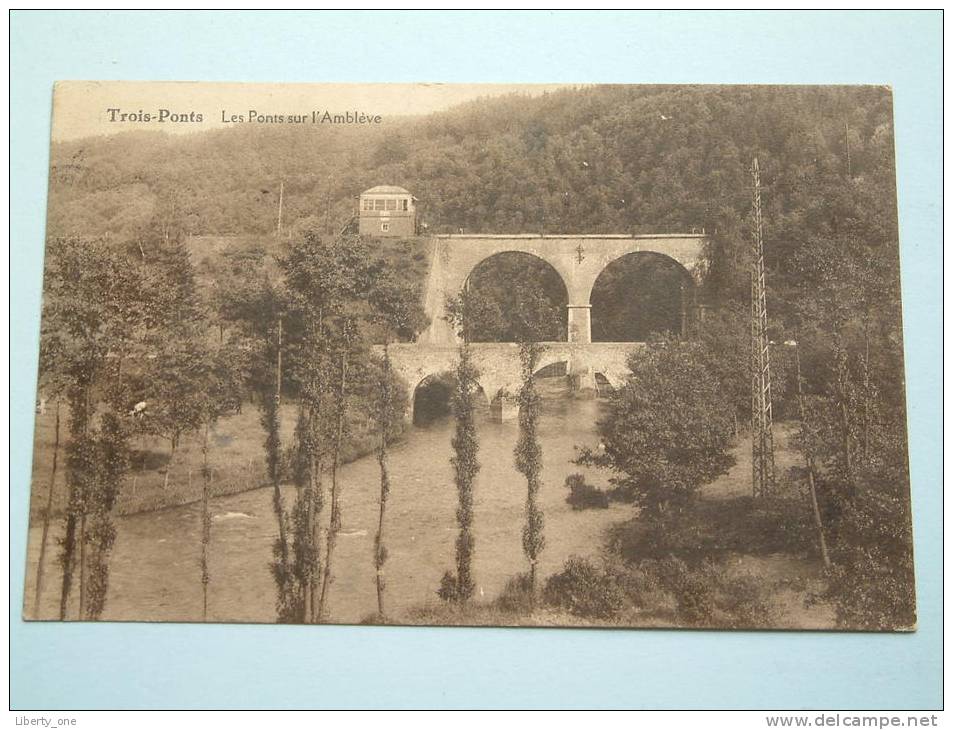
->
45, 82, 905, 412
35, 84, 914, 629
48, 84, 901, 345
48, 85, 895, 239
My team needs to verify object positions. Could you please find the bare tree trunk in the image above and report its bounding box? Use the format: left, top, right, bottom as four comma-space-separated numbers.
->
805, 462, 831, 569
862, 318, 871, 463
59, 514, 76, 620
78, 514, 87, 618
34, 401, 61, 618
374, 343, 392, 618
375, 445, 390, 618
305, 449, 323, 623
302, 476, 314, 622
319, 345, 349, 621
301, 404, 323, 624
163, 441, 177, 491
200, 422, 211, 621
833, 335, 853, 484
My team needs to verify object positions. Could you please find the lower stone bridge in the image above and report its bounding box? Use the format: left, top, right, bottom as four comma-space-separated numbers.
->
378, 341, 641, 419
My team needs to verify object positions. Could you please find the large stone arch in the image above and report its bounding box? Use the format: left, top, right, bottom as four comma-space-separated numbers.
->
448, 247, 575, 304
418, 234, 707, 346
584, 249, 696, 306
587, 250, 697, 342
462, 249, 571, 343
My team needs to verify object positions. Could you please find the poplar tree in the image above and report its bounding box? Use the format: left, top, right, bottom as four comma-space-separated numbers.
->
439, 291, 482, 603
140, 239, 208, 490
276, 233, 371, 623
318, 317, 357, 621
367, 270, 427, 618
510, 283, 557, 595
192, 344, 243, 620
515, 341, 545, 593
39, 237, 141, 620
84, 406, 128, 620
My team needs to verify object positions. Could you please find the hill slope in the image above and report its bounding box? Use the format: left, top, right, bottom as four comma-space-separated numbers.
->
46, 84, 896, 242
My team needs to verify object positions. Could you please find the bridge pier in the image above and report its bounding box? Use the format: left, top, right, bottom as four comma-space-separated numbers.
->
566, 304, 592, 344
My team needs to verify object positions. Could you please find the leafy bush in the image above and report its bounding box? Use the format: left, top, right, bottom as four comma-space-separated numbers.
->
565, 473, 609, 510
647, 557, 717, 624
437, 568, 476, 604
495, 573, 535, 614
600, 555, 668, 611
544, 556, 627, 619
822, 463, 916, 630
643, 557, 777, 628
577, 338, 736, 519
610, 493, 816, 564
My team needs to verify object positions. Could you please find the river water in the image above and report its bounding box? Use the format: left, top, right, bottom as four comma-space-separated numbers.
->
24, 397, 636, 624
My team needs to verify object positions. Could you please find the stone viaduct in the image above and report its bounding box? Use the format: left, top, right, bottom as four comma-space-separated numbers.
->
379, 233, 709, 418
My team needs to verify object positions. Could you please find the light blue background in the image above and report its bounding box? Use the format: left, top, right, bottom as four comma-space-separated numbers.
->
10, 11, 942, 709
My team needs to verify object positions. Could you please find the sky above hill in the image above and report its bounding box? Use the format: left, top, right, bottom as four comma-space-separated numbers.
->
51, 81, 574, 141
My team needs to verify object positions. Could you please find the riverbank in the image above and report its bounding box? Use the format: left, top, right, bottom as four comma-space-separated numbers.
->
408, 423, 836, 630
24, 398, 622, 622
27, 399, 396, 522
23, 401, 834, 628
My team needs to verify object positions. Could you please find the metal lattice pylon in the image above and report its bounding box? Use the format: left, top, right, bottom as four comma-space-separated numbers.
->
750, 158, 776, 497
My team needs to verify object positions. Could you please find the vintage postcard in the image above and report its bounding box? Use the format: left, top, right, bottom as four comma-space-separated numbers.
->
24, 81, 914, 630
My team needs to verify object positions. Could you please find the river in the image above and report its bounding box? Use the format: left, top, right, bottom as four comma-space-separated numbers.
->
24, 397, 636, 624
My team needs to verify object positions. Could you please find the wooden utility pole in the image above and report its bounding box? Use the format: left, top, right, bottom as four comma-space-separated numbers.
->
276, 317, 282, 400
750, 158, 776, 497
272, 316, 288, 565
276, 180, 284, 238
845, 120, 852, 178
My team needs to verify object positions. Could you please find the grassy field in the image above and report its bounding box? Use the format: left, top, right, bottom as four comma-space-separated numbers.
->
406, 422, 836, 630
23, 392, 835, 628
27, 398, 393, 523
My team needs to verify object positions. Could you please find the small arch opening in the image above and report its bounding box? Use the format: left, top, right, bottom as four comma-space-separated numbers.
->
412, 373, 455, 426
533, 360, 571, 399
412, 373, 489, 426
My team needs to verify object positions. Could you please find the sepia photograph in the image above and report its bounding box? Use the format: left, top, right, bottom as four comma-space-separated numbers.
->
23, 80, 915, 631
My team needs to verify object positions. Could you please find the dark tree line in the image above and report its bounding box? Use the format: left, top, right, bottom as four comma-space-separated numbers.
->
34, 228, 427, 623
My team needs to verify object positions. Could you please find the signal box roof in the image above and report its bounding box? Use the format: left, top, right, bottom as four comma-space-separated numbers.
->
362, 185, 411, 195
